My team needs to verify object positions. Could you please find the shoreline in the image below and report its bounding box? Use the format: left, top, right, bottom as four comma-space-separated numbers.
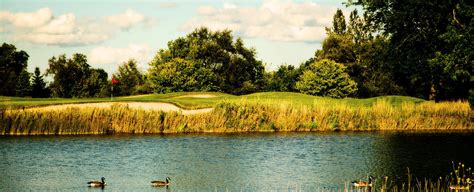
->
2, 129, 474, 136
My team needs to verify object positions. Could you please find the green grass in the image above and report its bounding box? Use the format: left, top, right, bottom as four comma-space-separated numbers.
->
0, 96, 108, 108
0, 92, 426, 110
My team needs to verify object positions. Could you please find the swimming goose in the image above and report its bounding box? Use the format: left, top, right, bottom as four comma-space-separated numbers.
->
87, 177, 107, 187
352, 175, 373, 187
449, 184, 470, 190
449, 179, 472, 190
151, 177, 171, 187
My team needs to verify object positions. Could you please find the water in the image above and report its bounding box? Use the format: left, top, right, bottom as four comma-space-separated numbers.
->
1, 132, 473, 191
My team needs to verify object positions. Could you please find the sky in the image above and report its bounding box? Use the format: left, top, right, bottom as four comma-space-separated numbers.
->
0, 0, 354, 76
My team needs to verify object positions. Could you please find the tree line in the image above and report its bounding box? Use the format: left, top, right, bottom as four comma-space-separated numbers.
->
0, 0, 472, 103
0, 43, 147, 98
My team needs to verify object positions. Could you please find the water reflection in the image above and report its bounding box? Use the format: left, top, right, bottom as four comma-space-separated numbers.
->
0, 132, 473, 191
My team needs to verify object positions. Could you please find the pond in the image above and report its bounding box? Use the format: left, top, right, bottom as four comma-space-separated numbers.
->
1, 132, 473, 191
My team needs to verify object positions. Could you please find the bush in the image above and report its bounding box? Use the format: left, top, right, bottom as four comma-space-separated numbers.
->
296, 59, 357, 98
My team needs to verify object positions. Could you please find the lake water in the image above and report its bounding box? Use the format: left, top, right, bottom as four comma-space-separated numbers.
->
1, 132, 473, 191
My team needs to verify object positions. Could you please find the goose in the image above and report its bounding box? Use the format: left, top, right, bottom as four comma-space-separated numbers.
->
449, 184, 470, 190
87, 177, 107, 187
352, 175, 373, 187
151, 177, 171, 187
449, 179, 472, 190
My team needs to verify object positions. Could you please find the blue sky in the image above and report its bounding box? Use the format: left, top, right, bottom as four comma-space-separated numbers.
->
0, 0, 353, 76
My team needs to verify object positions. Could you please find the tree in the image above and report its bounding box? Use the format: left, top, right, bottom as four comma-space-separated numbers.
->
149, 58, 217, 93
80, 68, 108, 98
148, 27, 265, 95
264, 65, 300, 92
114, 59, 145, 96
332, 9, 347, 34
347, 9, 374, 43
296, 59, 357, 98
355, 36, 403, 97
0, 43, 29, 96
317, 32, 356, 65
427, 1, 473, 101
348, 0, 472, 100
46, 53, 108, 98
31, 67, 50, 98
15, 69, 32, 97
313, 9, 402, 98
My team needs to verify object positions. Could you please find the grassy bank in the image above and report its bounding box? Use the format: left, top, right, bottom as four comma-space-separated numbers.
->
0, 93, 471, 135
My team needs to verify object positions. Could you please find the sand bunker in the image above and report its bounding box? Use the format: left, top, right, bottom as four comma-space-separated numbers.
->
173, 94, 218, 99
26, 102, 213, 115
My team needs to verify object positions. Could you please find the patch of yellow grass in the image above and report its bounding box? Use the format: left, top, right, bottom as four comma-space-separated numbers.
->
0, 99, 471, 135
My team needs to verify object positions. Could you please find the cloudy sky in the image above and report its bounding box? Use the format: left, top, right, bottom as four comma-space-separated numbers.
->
0, 0, 352, 76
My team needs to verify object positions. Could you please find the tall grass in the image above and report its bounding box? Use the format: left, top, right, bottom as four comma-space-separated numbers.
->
0, 99, 471, 135
343, 162, 473, 192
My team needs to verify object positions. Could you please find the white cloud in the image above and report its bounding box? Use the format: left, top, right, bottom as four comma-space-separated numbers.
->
106, 9, 145, 29
0, 8, 52, 28
183, 0, 339, 43
16, 33, 109, 46
89, 44, 151, 66
0, 8, 148, 46
36, 13, 76, 34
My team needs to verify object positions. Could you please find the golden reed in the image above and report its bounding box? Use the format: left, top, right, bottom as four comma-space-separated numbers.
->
0, 100, 471, 135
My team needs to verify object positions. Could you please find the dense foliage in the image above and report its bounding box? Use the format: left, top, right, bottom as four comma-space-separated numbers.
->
348, 0, 473, 101
296, 59, 357, 98
311, 9, 403, 98
148, 27, 265, 95
31, 67, 50, 98
46, 54, 108, 98
113, 59, 147, 96
264, 65, 300, 92
0, 43, 29, 96
15, 69, 32, 97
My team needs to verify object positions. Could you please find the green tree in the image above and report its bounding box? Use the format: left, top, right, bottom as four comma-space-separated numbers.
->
46, 53, 108, 98
80, 68, 108, 98
316, 32, 356, 65
427, 1, 473, 101
15, 69, 32, 97
355, 36, 403, 97
148, 27, 264, 94
0, 43, 29, 96
264, 65, 300, 92
296, 59, 357, 98
332, 9, 347, 34
348, 0, 472, 100
31, 67, 50, 98
114, 59, 145, 96
149, 58, 217, 93
313, 9, 402, 98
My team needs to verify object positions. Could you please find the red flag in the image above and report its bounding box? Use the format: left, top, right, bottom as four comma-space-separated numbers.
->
112, 76, 119, 84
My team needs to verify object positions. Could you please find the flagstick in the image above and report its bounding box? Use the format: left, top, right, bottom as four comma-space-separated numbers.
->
111, 83, 113, 101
